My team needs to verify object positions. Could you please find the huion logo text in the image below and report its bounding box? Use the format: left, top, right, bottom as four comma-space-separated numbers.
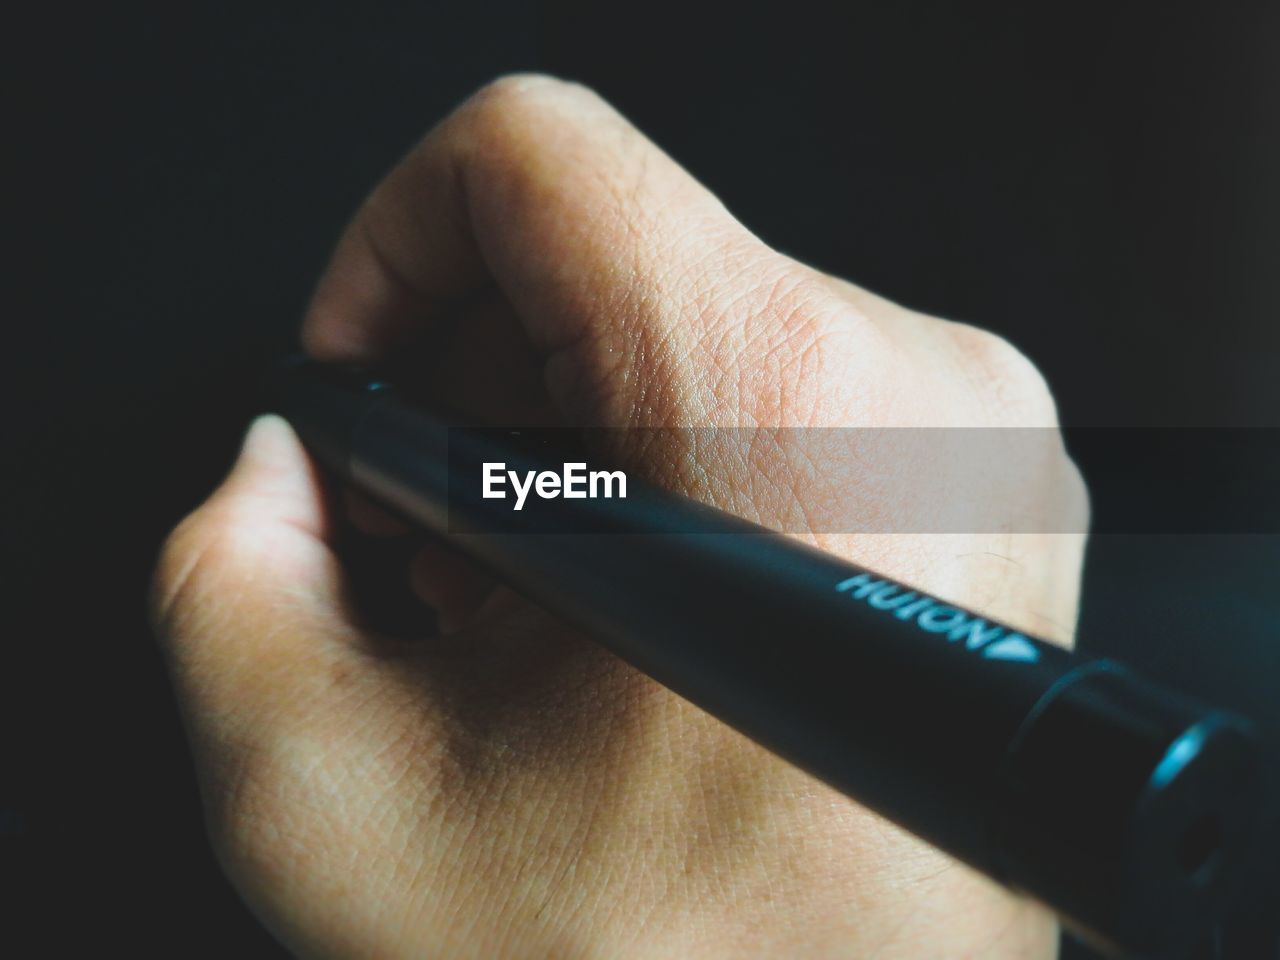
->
835, 573, 1040, 663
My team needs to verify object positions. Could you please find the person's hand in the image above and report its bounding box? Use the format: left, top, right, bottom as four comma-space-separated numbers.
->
152, 75, 1086, 958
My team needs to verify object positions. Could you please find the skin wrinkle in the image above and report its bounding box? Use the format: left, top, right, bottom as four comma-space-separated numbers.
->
531, 776, 615, 944
589, 261, 857, 513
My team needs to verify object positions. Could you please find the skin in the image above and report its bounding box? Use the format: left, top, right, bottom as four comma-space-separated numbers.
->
151, 75, 1088, 958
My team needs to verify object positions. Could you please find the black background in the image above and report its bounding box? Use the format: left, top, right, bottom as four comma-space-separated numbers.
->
6, 2, 1278, 956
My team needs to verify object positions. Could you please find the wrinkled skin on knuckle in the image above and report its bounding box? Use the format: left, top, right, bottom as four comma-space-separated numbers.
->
456, 74, 607, 164
148, 515, 277, 725
551, 251, 903, 525
730, 271, 897, 430
465, 72, 598, 121
687, 275, 894, 525
458, 78, 711, 379
151, 516, 268, 695
456, 74, 656, 251
945, 322, 1061, 427
149, 511, 219, 640
939, 321, 1091, 533
680, 264, 903, 526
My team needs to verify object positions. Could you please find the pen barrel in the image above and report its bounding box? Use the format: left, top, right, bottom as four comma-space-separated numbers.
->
278, 363, 1261, 959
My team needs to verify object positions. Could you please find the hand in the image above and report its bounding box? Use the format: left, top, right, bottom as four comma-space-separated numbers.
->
152, 75, 1086, 959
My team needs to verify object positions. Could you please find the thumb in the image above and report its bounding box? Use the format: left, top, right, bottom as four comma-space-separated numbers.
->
150, 414, 367, 741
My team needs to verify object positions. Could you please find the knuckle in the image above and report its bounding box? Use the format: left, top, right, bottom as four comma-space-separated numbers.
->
150, 516, 206, 632
149, 508, 238, 639
452, 73, 619, 221
461, 72, 589, 138
748, 275, 843, 374
949, 324, 1058, 424
773, 272, 883, 365
720, 264, 893, 425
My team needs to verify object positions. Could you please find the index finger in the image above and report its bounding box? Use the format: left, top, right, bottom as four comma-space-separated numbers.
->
302, 73, 764, 369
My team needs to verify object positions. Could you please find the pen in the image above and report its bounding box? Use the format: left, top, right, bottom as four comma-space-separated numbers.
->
274, 357, 1261, 958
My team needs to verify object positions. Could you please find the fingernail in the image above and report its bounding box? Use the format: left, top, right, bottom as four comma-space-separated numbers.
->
240, 413, 290, 459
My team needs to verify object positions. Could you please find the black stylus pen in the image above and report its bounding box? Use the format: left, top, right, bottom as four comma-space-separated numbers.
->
274, 358, 1261, 959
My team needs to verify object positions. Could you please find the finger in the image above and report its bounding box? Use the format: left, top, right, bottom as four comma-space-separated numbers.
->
302, 73, 859, 428
302, 73, 743, 359
151, 415, 376, 733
